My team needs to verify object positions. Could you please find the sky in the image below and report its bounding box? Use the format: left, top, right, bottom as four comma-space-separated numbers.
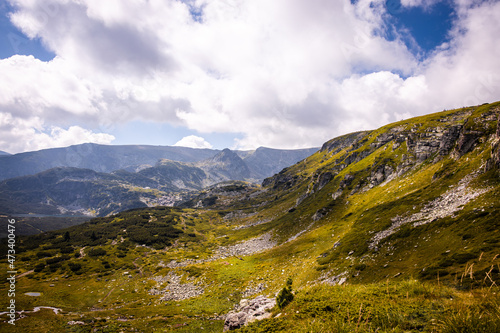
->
0, 0, 499, 154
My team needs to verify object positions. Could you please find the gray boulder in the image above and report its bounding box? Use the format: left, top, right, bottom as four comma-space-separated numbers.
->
223, 295, 276, 331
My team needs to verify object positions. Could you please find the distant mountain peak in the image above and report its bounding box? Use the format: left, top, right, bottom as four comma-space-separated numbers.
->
199, 148, 251, 181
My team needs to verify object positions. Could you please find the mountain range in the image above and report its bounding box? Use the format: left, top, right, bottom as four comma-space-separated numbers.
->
0, 102, 499, 332
0, 144, 318, 181
0, 145, 317, 217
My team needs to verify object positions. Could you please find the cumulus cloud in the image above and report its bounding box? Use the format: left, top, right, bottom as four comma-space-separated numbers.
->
0, 113, 114, 153
1, 0, 500, 152
174, 135, 213, 149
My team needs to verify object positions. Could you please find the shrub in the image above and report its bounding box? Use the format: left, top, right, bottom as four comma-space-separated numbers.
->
48, 262, 61, 272
60, 246, 74, 254
68, 262, 82, 272
88, 248, 107, 257
34, 263, 45, 272
276, 277, 294, 309
36, 251, 52, 258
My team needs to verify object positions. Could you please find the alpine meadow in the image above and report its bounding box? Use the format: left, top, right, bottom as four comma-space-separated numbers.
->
1, 102, 500, 332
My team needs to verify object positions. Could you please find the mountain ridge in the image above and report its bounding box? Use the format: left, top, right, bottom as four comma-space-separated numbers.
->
0, 146, 318, 217
0, 144, 318, 181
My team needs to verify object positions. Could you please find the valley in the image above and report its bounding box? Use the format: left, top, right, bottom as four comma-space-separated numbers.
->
1, 102, 500, 332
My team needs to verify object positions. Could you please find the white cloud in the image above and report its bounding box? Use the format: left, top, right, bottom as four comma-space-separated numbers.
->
1, 0, 500, 153
400, 0, 443, 9
174, 135, 213, 149
0, 113, 115, 153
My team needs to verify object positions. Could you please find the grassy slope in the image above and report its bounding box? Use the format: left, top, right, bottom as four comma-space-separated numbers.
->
1, 103, 500, 332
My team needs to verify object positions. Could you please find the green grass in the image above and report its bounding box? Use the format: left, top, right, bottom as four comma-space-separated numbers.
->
236, 281, 500, 333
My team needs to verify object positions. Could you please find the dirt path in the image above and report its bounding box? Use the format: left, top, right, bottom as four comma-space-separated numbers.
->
79, 246, 86, 258
16, 270, 34, 278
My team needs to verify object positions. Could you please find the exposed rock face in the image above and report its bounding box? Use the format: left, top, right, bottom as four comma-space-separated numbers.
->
321, 131, 369, 153
262, 169, 300, 190
369, 164, 395, 187
312, 171, 335, 192
223, 295, 276, 331
497, 113, 500, 138
312, 209, 327, 221
455, 130, 481, 158
439, 125, 462, 155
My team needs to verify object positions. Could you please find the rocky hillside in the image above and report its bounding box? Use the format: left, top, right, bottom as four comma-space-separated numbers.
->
0, 167, 152, 216
1, 102, 499, 332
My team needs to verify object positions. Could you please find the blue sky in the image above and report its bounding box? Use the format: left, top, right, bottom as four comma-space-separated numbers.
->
385, 0, 455, 55
0, 0, 499, 153
0, 3, 54, 61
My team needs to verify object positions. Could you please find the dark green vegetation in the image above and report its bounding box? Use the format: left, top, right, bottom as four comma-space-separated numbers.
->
0, 215, 91, 238
1, 102, 500, 332
276, 277, 294, 309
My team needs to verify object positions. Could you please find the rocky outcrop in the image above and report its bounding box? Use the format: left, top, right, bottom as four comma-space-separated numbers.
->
321, 131, 369, 154
223, 295, 276, 331
369, 164, 395, 187
497, 113, 500, 138
454, 131, 482, 158
438, 125, 462, 155
312, 208, 327, 221
262, 169, 301, 190
312, 171, 335, 192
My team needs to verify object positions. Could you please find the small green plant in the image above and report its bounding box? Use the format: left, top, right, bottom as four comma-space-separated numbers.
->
276, 277, 294, 309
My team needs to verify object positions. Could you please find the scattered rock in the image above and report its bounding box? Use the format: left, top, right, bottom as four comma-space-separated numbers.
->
167, 233, 276, 268
223, 295, 276, 331
242, 283, 266, 298
369, 173, 491, 249
215, 233, 276, 258
149, 272, 204, 302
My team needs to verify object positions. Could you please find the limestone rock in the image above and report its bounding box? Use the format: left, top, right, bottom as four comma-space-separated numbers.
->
438, 125, 462, 155
223, 295, 276, 331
